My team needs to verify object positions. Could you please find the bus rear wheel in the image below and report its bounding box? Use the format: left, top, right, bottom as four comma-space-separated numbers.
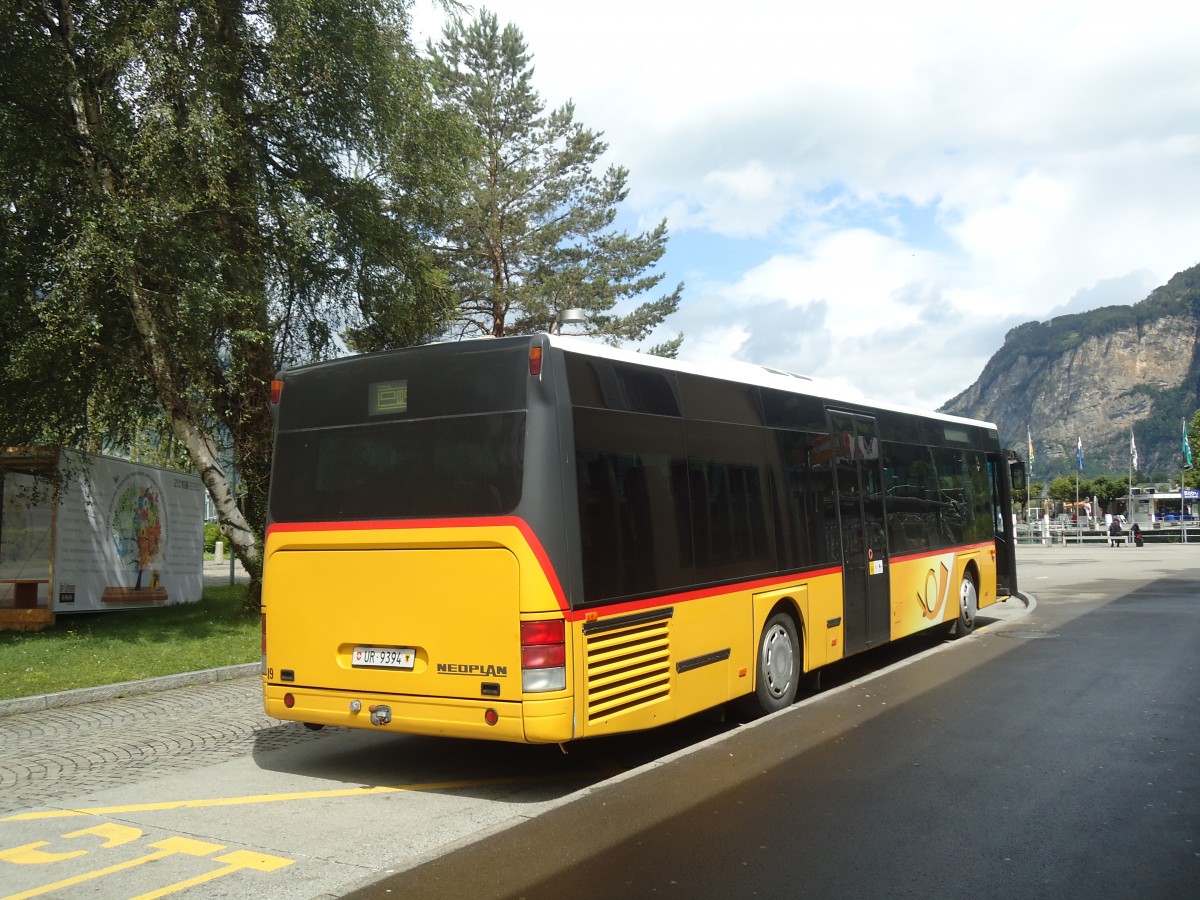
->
739, 612, 801, 718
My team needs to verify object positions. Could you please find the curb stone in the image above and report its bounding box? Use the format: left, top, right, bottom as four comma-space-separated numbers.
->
0, 662, 260, 719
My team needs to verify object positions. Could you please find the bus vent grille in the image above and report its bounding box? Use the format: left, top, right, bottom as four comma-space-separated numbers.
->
585, 619, 671, 721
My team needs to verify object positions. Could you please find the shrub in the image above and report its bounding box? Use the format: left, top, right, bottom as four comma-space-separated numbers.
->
203, 522, 227, 554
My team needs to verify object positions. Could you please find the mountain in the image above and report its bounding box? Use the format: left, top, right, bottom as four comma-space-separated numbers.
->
940, 263, 1200, 480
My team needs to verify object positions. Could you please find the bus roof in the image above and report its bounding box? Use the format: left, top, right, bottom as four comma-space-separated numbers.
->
277, 334, 998, 436
545, 334, 998, 434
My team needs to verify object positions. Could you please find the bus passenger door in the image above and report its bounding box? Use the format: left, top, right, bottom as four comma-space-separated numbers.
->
829, 412, 890, 653
991, 450, 1020, 597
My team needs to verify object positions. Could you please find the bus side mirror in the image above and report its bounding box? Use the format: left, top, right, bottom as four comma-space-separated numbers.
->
1008, 451, 1027, 494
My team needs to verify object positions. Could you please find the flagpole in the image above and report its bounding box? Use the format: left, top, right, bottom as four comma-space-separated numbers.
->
1075, 436, 1083, 540
1080, 475, 1089, 540
1026, 427, 1033, 521
1182, 470, 1187, 544
1183, 418, 1189, 545
1128, 429, 1134, 528
1184, 417, 1194, 545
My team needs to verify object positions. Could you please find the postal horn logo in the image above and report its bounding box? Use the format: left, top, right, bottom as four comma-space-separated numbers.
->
917, 560, 952, 620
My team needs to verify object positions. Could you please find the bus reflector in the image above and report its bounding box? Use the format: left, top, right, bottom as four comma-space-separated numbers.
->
521, 620, 563, 646
270, 379, 284, 404
529, 345, 543, 376
521, 619, 565, 692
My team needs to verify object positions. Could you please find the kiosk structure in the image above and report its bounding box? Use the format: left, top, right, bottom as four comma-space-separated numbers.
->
0, 448, 204, 631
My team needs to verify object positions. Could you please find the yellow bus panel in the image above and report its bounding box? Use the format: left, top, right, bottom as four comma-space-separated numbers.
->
888, 544, 998, 641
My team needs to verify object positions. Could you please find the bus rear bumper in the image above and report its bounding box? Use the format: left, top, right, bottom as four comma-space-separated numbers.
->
264, 684, 574, 744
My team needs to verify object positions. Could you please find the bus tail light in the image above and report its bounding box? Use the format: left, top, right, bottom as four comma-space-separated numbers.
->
521, 619, 565, 692
529, 345, 543, 376
261, 613, 267, 675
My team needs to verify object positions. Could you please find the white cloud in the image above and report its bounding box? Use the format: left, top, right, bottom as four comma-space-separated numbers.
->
414, 1, 1200, 410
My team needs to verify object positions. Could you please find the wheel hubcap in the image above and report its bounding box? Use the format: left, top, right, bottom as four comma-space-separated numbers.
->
762, 624, 795, 698
960, 579, 978, 627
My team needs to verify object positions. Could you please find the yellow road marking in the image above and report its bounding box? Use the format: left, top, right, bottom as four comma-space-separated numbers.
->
1, 775, 526, 822
64, 823, 143, 847
0, 842, 87, 865
127, 849, 294, 900
1, 837, 223, 900
0, 824, 145, 864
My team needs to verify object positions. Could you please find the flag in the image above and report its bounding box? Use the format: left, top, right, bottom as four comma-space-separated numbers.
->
1131, 430, 1138, 472
1027, 427, 1035, 476
1077, 436, 1084, 472
1184, 419, 1194, 470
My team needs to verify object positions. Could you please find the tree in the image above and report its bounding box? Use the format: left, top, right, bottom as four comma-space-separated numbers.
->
0, 1, 463, 605
424, 10, 682, 354
1047, 477, 1081, 504
1089, 476, 1129, 511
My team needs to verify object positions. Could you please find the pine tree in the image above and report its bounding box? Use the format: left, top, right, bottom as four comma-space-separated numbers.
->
426, 10, 682, 353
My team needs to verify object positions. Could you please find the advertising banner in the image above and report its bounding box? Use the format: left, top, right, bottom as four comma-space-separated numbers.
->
1, 450, 204, 613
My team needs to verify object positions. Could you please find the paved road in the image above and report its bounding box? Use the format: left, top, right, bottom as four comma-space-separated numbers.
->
348, 545, 1200, 899
2, 546, 1194, 898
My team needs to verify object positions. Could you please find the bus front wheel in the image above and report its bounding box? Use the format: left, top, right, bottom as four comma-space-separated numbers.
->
949, 574, 978, 638
740, 612, 801, 718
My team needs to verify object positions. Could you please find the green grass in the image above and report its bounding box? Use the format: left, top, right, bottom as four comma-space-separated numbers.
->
0, 584, 259, 701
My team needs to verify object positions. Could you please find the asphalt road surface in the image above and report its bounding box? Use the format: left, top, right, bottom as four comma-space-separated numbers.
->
348, 545, 1200, 899
2, 545, 1197, 899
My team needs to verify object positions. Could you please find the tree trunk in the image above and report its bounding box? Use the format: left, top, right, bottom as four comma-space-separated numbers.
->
124, 272, 264, 595
52, 1, 264, 604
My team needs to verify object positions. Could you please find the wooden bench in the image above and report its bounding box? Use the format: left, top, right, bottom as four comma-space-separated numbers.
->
0, 579, 50, 608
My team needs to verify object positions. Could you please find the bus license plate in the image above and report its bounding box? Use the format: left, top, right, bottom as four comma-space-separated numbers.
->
352, 647, 415, 669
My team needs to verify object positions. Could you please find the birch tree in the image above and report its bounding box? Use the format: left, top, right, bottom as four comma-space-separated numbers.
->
0, 0, 463, 604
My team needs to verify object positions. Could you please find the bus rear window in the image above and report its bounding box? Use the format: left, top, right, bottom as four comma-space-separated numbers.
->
270, 412, 526, 522
269, 341, 531, 523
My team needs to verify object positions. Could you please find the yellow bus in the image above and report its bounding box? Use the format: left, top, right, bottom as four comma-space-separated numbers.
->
262, 336, 1021, 743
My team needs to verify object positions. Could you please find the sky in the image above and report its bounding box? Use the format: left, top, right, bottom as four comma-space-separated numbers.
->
411, 0, 1200, 411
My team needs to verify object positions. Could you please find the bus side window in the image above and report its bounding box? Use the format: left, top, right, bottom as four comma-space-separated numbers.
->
573, 407, 692, 603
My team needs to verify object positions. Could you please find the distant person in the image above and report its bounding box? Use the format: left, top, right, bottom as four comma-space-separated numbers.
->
1131, 523, 1143, 548
1109, 518, 1123, 548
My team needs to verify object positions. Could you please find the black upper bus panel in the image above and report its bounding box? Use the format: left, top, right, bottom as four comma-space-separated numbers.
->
277, 339, 531, 431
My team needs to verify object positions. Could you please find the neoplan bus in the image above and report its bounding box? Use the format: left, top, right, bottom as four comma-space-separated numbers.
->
262, 335, 1021, 743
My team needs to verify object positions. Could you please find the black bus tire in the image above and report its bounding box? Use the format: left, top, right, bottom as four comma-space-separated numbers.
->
950, 573, 978, 638
739, 612, 801, 717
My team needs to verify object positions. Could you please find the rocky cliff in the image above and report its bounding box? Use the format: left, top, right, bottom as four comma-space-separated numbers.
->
941, 264, 1200, 479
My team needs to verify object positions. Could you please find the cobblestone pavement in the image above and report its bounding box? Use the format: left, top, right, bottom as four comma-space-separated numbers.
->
0, 677, 331, 816
0, 562, 310, 818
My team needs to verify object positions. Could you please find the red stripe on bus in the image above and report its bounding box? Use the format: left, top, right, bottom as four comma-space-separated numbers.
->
266, 520, 996, 622
565, 565, 844, 623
